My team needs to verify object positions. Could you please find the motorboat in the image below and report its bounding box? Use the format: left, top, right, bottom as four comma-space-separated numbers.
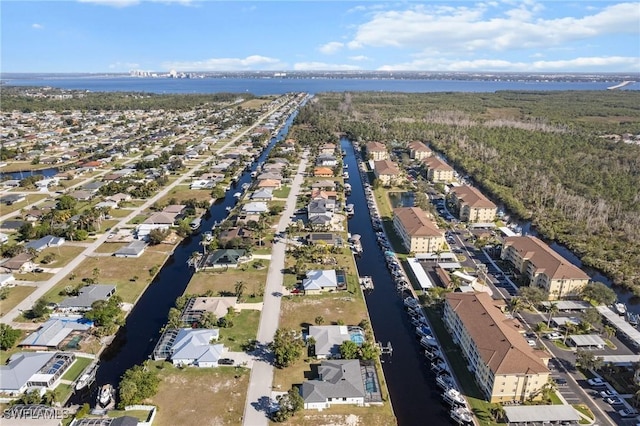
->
96, 384, 115, 410
431, 360, 449, 373
436, 373, 455, 390
189, 218, 201, 231
420, 334, 438, 348
443, 388, 466, 407
75, 363, 98, 391
614, 303, 627, 315
450, 406, 474, 424
233, 192, 242, 198
404, 297, 419, 308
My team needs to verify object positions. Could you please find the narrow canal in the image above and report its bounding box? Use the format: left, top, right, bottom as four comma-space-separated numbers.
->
73, 111, 298, 404
342, 137, 450, 426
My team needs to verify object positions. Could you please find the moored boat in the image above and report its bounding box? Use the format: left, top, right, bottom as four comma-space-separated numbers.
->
75, 363, 98, 391
96, 384, 115, 410
614, 303, 627, 315
450, 406, 474, 424
443, 387, 466, 407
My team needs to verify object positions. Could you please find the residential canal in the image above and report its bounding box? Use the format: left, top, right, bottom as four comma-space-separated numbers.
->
71, 112, 298, 405
342, 137, 450, 426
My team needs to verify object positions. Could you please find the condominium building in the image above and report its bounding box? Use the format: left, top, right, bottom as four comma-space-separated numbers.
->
423, 156, 454, 183
444, 292, 550, 403
501, 236, 590, 300
392, 207, 445, 253
450, 185, 497, 223
373, 160, 401, 186
407, 140, 433, 160
365, 142, 388, 161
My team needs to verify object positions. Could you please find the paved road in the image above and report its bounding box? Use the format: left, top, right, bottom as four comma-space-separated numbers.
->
242, 151, 308, 426
0, 103, 290, 325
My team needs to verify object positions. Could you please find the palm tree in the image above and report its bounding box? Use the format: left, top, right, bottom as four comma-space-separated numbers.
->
603, 325, 616, 340
234, 280, 246, 300
547, 303, 559, 328
509, 297, 525, 316
563, 323, 577, 345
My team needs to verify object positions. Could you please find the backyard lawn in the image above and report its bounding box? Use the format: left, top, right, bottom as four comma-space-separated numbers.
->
185, 261, 269, 300
61, 356, 94, 381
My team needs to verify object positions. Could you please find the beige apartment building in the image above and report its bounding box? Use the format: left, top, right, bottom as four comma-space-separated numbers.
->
450, 185, 497, 222
423, 156, 454, 183
392, 207, 445, 253
373, 160, 401, 186
444, 292, 551, 403
365, 142, 389, 161
501, 236, 590, 300
407, 140, 433, 160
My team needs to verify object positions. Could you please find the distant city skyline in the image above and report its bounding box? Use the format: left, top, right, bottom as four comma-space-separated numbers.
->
2, 1, 639, 73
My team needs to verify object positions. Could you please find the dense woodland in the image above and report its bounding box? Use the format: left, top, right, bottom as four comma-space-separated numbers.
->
293, 91, 640, 293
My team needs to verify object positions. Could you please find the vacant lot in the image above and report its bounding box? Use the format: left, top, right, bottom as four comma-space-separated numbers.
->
35, 245, 85, 267
156, 187, 213, 207
185, 261, 269, 300
149, 363, 250, 426
0, 285, 37, 317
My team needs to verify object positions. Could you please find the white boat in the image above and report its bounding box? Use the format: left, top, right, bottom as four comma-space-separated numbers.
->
420, 335, 438, 348
96, 384, 115, 409
233, 192, 242, 198
614, 303, 627, 315
425, 347, 442, 360
450, 407, 474, 424
404, 297, 419, 308
443, 388, 466, 407
343, 171, 349, 179
225, 206, 232, 211
189, 218, 201, 231
344, 183, 352, 193
436, 373, 454, 390
345, 204, 354, 216
75, 363, 98, 391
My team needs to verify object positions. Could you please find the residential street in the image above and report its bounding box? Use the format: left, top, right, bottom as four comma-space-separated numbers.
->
242, 150, 308, 426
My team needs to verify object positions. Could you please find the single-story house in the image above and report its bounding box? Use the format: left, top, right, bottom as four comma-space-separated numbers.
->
0, 232, 9, 244
256, 179, 281, 190
308, 215, 332, 228
114, 240, 148, 258
143, 212, 177, 225
19, 316, 92, 350
170, 328, 225, 367
313, 167, 334, 178
307, 233, 342, 246
311, 180, 336, 190
190, 180, 215, 190
0, 194, 26, 205
25, 235, 65, 252
308, 325, 352, 359
95, 200, 118, 210
0, 273, 15, 287
82, 181, 105, 193
68, 190, 94, 201
316, 154, 337, 167
301, 360, 366, 410
0, 352, 76, 395
218, 227, 252, 244
0, 220, 26, 231
257, 172, 283, 181
302, 269, 339, 294
0, 252, 34, 272
136, 223, 170, 240
251, 189, 274, 201
181, 297, 238, 322
242, 202, 268, 215
57, 284, 116, 312
105, 193, 132, 204
202, 249, 248, 269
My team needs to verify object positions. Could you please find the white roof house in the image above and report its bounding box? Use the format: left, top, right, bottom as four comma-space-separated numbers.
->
242, 202, 268, 214
19, 316, 92, 349
302, 270, 338, 293
308, 325, 351, 359
170, 328, 224, 368
0, 352, 75, 395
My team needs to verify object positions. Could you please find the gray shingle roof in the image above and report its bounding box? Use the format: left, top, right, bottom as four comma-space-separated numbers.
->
301, 360, 365, 403
0, 352, 56, 392
308, 325, 349, 358
19, 316, 92, 348
58, 284, 116, 310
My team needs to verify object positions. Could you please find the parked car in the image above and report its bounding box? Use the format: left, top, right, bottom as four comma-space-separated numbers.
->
33, 268, 44, 273
218, 358, 234, 365
600, 389, 618, 398
619, 409, 638, 418
545, 332, 562, 340
605, 396, 624, 406
587, 377, 607, 387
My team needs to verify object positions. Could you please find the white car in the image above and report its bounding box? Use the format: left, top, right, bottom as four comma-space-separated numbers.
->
587, 377, 607, 387
545, 332, 562, 340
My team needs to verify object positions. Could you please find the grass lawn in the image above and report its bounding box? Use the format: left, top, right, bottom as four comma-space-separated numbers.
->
573, 404, 594, 423
35, 245, 85, 268
221, 310, 260, 351
186, 262, 269, 297
156, 187, 213, 206
108, 410, 153, 422
46, 249, 173, 304
2, 194, 49, 216
128, 215, 148, 225
56, 384, 74, 405
0, 285, 37, 317
287, 404, 397, 426
107, 208, 131, 218
0, 332, 26, 364
279, 293, 369, 332
148, 362, 250, 426
61, 356, 94, 381
272, 186, 291, 198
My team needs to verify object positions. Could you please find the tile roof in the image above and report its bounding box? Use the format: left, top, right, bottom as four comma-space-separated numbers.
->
446, 292, 549, 375
373, 160, 400, 176
451, 185, 496, 208
504, 236, 590, 281
393, 207, 443, 237
423, 156, 453, 170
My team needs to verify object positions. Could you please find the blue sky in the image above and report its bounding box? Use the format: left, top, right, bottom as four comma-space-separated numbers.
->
2, 0, 639, 73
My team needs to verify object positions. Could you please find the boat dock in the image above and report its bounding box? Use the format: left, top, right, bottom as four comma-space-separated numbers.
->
360, 276, 374, 291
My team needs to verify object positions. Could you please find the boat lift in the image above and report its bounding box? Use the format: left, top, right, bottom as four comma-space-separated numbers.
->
377, 341, 393, 355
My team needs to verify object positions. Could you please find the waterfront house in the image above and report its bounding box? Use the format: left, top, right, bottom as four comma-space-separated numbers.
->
311, 180, 337, 190
181, 297, 238, 322
365, 142, 388, 161
0, 352, 75, 395
19, 316, 92, 350
316, 153, 338, 167
302, 269, 343, 294
320, 143, 336, 155
449, 186, 497, 223
113, 240, 148, 258
190, 179, 215, 190
423, 156, 454, 183
501, 236, 590, 300
57, 284, 116, 312
444, 292, 550, 403
143, 212, 177, 226
393, 207, 445, 254
256, 179, 281, 190
313, 167, 334, 178
301, 360, 366, 410
407, 141, 433, 160
306, 233, 342, 247
136, 223, 170, 240
308, 325, 353, 359
170, 328, 225, 368
373, 160, 401, 186
307, 199, 334, 220
250, 189, 274, 201
242, 202, 268, 215
202, 249, 248, 269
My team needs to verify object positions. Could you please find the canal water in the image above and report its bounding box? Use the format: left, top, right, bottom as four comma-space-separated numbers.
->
72, 112, 298, 404
343, 137, 450, 426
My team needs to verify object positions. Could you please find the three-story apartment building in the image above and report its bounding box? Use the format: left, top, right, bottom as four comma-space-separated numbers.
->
392, 207, 445, 253
450, 185, 497, 222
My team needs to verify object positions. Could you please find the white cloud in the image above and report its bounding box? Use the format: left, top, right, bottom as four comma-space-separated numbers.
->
349, 55, 369, 61
378, 55, 640, 72
32, 23, 44, 30
163, 55, 285, 71
347, 2, 640, 53
319, 42, 344, 55
293, 62, 361, 71
109, 61, 140, 70
77, 0, 193, 7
